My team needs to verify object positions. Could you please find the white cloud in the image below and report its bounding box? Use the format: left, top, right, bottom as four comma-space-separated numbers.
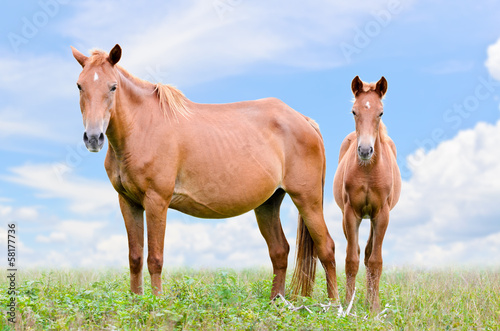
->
486, 37, 500, 80
163, 212, 272, 268
2, 163, 118, 215
386, 120, 500, 266
59, 220, 106, 241
0, 108, 59, 140
36, 232, 67, 243
20, 219, 126, 268
80, 234, 129, 267
0, 55, 76, 101
0, 204, 39, 221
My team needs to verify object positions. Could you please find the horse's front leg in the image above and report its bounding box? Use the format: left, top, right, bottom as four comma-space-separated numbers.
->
119, 195, 145, 294
366, 205, 389, 312
144, 191, 170, 296
343, 206, 361, 304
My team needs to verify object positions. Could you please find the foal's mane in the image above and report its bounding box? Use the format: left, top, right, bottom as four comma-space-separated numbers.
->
89, 49, 190, 121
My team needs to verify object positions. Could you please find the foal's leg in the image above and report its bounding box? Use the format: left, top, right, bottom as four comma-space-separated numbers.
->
343, 206, 361, 304
144, 192, 170, 296
254, 189, 288, 299
119, 195, 145, 294
364, 222, 374, 266
365, 206, 389, 311
289, 193, 339, 301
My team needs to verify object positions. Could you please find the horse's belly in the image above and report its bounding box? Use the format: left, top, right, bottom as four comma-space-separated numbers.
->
169, 194, 253, 218
170, 168, 281, 218
170, 183, 278, 219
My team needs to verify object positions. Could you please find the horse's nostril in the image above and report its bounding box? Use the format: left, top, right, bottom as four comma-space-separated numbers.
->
98, 132, 105, 145
369, 147, 374, 154
358, 146, 361, 152
83, 132, 89, 143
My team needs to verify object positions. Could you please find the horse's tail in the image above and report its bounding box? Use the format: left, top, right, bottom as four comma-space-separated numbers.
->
290, 116, 324, 298
290, 214, 317, 297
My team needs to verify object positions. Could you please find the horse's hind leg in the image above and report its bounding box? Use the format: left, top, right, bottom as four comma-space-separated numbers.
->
289, 192, 339, 300
254, 189, 289, 299
119, 195, 145, 294
365, 207, 389, 311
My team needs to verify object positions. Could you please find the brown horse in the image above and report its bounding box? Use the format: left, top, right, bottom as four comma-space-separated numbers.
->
333, 76, 401, 311
71, 44, 338, 300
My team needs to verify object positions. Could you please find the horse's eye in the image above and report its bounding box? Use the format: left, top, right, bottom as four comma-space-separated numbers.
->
352, 110, 357, 116
110, 84, 117, 92
379, 112, 384, 117
77, 83, 82, 91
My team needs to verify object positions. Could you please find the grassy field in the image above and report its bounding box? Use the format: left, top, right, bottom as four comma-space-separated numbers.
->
0, 267, 499, 330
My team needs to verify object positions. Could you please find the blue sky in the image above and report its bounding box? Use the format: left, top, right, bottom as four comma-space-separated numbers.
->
1, 0, 500, 269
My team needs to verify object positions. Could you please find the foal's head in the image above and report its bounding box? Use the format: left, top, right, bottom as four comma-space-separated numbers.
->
71, 44, 122, 152
350, 76, 387, 163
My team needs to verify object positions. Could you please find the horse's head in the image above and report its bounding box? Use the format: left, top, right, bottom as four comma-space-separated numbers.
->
71, 44, 122, 152
350, 76, 387, 163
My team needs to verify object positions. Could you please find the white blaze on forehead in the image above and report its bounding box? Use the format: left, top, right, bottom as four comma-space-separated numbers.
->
94, 72, 99, 81
365, 101, 370, 109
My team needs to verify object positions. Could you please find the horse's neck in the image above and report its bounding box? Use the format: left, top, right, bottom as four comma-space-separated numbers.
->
106, 72, 161, 154
370, 131, 385, 166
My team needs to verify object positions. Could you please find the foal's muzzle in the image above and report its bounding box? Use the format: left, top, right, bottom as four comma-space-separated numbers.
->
84, 131, 105, 152
358, 145, 374, 160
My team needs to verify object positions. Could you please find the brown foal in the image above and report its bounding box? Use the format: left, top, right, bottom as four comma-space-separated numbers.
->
333, 76, 401, 311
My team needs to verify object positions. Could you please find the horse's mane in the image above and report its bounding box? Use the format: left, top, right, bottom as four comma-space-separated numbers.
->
88, 49, 190, 121
154, 84, 190, 121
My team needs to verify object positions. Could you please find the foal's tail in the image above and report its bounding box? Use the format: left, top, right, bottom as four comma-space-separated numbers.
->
290, 116, 324, 297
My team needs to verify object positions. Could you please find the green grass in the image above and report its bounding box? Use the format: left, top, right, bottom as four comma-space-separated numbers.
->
0, 267, 499, 330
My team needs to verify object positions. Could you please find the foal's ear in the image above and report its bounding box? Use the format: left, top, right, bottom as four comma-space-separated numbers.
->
351, 76, 363, 96
375, 76, 388, 98
71, 46, 88, 67
108, 44, 122, 66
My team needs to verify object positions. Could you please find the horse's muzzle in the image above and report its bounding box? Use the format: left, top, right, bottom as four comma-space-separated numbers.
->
84, 131, 105, 152
358, 145, 374, 160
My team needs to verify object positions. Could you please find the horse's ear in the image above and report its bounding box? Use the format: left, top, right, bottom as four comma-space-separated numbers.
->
375, 76, 388, 98
351, 76, 363, 96
71, 46, 88, 67
108, 44, 122, 66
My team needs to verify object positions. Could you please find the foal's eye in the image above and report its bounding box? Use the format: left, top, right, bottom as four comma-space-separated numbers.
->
379, 112, 384, 117
77, 83, 82, 91
352, 110, 357, 116
110, 84, 117, 92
